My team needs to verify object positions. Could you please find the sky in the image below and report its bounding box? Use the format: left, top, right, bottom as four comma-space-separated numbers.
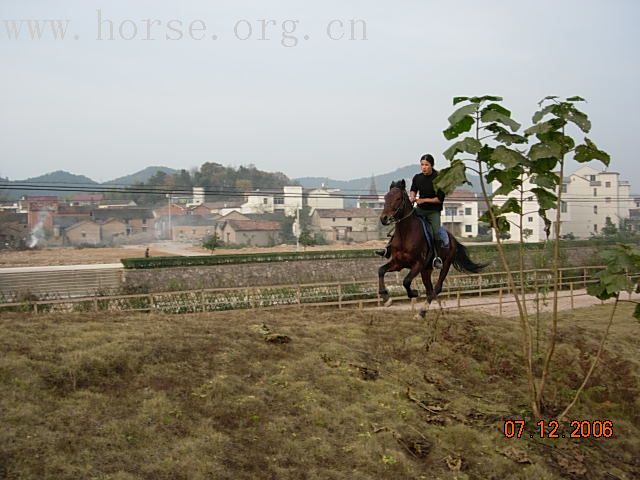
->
1, 0, 639, 185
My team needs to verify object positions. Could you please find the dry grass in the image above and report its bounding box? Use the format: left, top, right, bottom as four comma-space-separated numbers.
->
0, 304, 638, 479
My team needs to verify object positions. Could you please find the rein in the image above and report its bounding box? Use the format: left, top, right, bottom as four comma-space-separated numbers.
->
388, 189, 414, 225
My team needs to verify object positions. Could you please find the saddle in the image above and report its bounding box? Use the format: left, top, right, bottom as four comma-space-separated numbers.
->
417, 217, 436, 259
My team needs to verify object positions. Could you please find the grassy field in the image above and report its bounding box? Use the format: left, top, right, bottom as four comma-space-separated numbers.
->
0, 304, 638, 479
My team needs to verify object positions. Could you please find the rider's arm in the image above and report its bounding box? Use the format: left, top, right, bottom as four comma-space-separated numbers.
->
409, 191, 417, 203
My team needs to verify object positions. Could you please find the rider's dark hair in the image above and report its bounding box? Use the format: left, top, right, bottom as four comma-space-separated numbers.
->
420, 153, 435, 166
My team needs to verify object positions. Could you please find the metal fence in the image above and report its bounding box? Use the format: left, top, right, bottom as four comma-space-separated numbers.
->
2, 265, 637, 316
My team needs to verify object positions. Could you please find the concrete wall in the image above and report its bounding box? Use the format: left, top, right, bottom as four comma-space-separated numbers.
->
123, 244, 602, 293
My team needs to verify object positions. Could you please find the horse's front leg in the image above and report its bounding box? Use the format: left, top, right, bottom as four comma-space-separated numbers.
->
378, 260, 401, 304
403, 262, 423, 299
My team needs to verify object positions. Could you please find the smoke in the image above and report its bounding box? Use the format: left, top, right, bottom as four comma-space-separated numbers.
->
28, 213, 46, 249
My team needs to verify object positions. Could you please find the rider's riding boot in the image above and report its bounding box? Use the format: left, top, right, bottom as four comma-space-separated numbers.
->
375, 244, 392, 258
432, 240, 444, 269
375, 238, 393, 258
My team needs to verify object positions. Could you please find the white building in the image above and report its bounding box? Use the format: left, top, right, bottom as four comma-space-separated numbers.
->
491, 165, 634, 242
241, 190, 276, 214
275, 186, 303, 217
442, 190, 480, 238
562, 165, 634, 238
306, 185, 345, 210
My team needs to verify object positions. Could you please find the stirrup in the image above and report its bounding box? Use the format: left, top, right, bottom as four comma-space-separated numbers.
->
374, 248, 387, 257
432, 256, 443, 269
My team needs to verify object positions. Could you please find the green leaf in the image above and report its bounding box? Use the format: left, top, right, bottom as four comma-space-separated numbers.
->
529, 157, 559, 174
484, 124, 527, 145
487, 168, 521, 196
532, 104, 555, 123
491, 146, 528, 168
500, 197, 521, 215
587, 282, 615, 301
528, 142, 562, 161
531, 187, 557, 209
539, 209, 552, 238
536, 132, 575, 155
448, 104, 479, 126
524, 118, 566, 136
433, 160, 469, 194
443, 137, 482, 161
565, 107, 591, 133
482, 103, 512, 117
469, 95, 503, 104
538, 95, 559, 106
530, 173, 559, 189
481, 110, 521, 132
453, 96, 469, 105
566, 96, 586, 102
574, 138, 610, 166
443, 116, 475, 140
479, 208, 510, 232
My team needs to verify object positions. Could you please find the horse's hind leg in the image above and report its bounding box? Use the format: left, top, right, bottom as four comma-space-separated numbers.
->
421, 268, 435, 304
402, 262, 423, 299
434, 256, 454, 297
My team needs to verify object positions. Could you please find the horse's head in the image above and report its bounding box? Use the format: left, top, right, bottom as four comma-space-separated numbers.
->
380, 179, 409, 226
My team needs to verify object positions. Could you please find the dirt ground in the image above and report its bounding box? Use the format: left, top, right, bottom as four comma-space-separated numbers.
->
0, 240, 388, 267
0, 246, 174, 267
0, 304, 638, 479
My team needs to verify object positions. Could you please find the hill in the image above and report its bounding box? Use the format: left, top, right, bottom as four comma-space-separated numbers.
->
0, 170, 98, 199
103, 166, 177, 186
295, 165, 486, 206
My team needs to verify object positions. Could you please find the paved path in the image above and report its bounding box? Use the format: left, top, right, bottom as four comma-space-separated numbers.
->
377, 288, 640, 317
0, 263, 123, 273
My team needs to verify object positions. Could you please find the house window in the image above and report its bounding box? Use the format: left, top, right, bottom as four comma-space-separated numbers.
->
561, 184, 567, 193
605, 181, 611, 188
192, 229, 196, 234
263, 198, 268, 205
332, 218, 335, 222
593, 205, 598, 214
561, 201, 567, 213
274, 196, 284, 205
465, 225, 472, 233
589, 175, 596, 181
605, 197, 611, 203
465, 207, 472, 215
528, 217, 533, 222
594, 224, 598, 232
445, 207, 456, 216
347, 217, 352, 221
458, 210, 463, 216
606, 216, 611, 224
142, 227, 147, 233
593, 188, 597, 196
81, 232, 86, 238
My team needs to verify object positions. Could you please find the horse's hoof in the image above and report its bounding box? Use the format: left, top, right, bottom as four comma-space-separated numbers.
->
434, 286, 443, 296
384, 298, 393, 307
426, 295, 434, 305
418, 308, 427, 319
408, 289, 419, 299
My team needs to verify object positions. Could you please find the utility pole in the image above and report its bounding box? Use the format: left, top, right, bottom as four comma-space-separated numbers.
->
167, 193, 172, 240
295, 203, 300, 251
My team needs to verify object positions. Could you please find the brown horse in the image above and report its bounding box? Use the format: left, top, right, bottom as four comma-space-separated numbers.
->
378, 180, 486, 311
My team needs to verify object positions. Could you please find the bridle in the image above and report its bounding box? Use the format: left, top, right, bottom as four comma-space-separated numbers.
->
387, 188, 414, 225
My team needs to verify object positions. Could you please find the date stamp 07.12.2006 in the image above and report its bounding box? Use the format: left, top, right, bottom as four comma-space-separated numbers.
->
502, 420, 614, 439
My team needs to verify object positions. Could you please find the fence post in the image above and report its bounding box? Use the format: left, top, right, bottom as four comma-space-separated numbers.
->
296, 285, 301, 305
559, 269, 563, 290
94, 293, 98, 312
499, 287, 503, 317
148, 294, 154, 313
457, 289, 461, 309
478, 274, 482, 297
583, 267, 587, 289
570, 282, 574, 309
33, 302, 38, 314
338, 283, 342, 309
201, 289, 205, 312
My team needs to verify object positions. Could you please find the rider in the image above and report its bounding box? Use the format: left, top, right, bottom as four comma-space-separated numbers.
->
375, 153, 449, 269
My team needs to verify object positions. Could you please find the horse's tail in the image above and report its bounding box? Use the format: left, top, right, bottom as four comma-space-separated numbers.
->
451, 236, 488, 274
